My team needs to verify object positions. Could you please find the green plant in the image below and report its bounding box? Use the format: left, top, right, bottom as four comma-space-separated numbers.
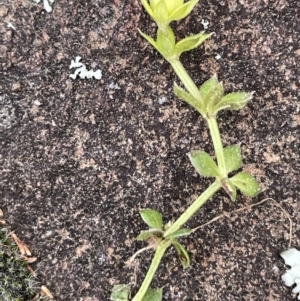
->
0, 227, 37, 301
0, 224, 50, 301
111, 1, 260, 300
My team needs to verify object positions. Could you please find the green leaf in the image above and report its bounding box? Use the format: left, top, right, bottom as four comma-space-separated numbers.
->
229, 172, 261, 197
143, 288, 163, 301
139, 29, 159, 51
167, 0, 199, 22
110, 284, 130, 301
165, 228, 191, 238
221, 178, 237, 201
136, 229, 163, 241
152, 0, 168, 24
141, 0, 155, 18
172, 240, 190, 268
150, 0, 160, 8
224, 145, 242, 174
165, 0, 185, 15
199, 76, 224, 114
213, 91, 254, 114
188, 150, 221, 178
156, 26, 176, 59
175, 31, 212, 57
140, 209, 163, 230
174, 83, 204, 113
199, 76, 219, 98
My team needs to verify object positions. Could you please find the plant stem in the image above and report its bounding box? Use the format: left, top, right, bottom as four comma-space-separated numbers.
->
170, 60, 204, 107
206, 117, 227, 176
170, 59, 227, 177
163, 181, 221, 238
132, 240, 172, 301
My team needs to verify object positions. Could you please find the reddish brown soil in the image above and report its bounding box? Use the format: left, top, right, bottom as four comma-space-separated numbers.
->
0, 0, 299, 300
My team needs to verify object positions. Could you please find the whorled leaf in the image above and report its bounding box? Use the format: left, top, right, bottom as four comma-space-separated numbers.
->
143, 288, 163, 301
199, 76, 219, 98
152, 0, 168, 24
164, 0, 184, 15
141, 0, 155, 18
141, 0, 199, 29
172, 240, 190, 268
165, 228, 191, 239
136, 229, 163, 241
199, 76, 224, 115
175, 31, 212, 57
224, 145, 242, 174
213, 91, 254, 114
140, 209, 163, 230
167, 0, 199, 23
205, 84, 224, 114
188, 150, 221, 178
229, 172, 260, 197
174, 83, 204, 114
138, 29, 158, 50
150, 0, 161, 6
110, 284, 130, 301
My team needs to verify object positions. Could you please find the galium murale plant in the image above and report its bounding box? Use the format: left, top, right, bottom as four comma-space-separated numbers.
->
111, 1, 260, 300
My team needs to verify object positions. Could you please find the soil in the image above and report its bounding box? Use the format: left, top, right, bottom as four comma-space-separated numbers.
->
0, 0, 299, 300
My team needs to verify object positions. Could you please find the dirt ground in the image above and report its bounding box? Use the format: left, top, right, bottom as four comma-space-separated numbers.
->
0, 0, 299, 300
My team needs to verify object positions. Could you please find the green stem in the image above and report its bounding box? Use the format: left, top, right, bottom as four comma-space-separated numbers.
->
170, 60, 204, 104
206, 117, 227, 176
170, 60, 227, 177
132, 240, 172, 301
131, 26, 228, 301
164, 181, 221, 238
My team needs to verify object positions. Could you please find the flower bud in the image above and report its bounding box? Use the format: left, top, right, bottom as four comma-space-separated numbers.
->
141, 0, 199, 32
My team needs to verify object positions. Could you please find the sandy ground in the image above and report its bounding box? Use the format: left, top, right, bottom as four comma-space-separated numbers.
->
0, 0, 299, 300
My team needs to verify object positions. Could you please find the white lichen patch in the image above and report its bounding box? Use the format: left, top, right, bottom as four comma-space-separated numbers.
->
32, 0, 55, 13
108, 82, 120, 90
201, 19, 209, 30
280, 248, 300, 300
69, 56, 102, 80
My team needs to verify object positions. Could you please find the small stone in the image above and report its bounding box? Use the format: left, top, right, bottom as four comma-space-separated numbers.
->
0, 45, 7, 58
12, 82, 21, 91
7, 22, 16, 30
33, 100, 41, 106
0, 6, 8, 17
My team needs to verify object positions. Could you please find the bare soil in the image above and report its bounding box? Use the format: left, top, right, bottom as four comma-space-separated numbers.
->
0, 0, 299, 300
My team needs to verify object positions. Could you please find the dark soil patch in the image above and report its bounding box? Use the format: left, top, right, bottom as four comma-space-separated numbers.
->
0, 0, 299, 300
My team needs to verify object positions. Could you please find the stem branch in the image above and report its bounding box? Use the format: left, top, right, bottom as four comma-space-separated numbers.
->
164, 181, 221, 238
132, 240, 172, 301
170, 60, 227, 177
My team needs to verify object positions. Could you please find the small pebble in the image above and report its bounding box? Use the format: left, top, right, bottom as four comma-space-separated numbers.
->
33, 100, 41, 106
12, 82, 21, 91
